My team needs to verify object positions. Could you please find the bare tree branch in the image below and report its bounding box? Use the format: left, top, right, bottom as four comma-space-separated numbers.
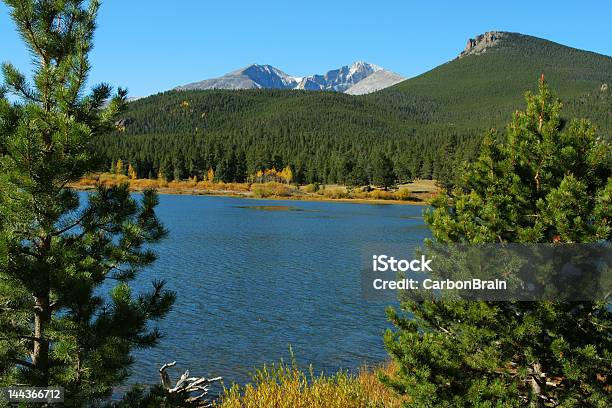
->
159, 362, 222, 407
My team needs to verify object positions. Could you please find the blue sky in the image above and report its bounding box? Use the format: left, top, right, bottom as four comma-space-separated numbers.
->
1, 1, 611, 97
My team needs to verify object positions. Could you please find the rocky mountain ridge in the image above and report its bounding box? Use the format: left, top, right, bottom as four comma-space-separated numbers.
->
174, 61, 404, 94
459, 31, 506, 58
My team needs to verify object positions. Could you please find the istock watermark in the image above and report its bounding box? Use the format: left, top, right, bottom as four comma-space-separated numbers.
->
371, 277, 507, 291
361, 243, 611, 301
372, 254, 432, 272
370, 254, 507, 290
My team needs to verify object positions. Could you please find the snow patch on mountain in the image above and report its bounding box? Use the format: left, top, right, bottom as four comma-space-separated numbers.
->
295, 61, 383, 92
175, 61, 400, 94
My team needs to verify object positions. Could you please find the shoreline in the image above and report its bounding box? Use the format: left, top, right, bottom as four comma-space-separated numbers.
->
70, 184, 434, 206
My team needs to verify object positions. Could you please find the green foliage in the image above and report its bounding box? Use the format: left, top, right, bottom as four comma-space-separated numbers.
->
94, 89, 471, 186
380, 32, 612, 128
382, 80, 612, 407
371, 151, 395, 190
215, 353, 407, 408
0, 1, 174, 405
426, 79, 610, 244
93, 33, 611, 187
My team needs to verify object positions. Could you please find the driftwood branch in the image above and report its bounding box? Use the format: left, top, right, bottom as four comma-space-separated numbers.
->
159, 361, 176, 389
159, 361, 222, 407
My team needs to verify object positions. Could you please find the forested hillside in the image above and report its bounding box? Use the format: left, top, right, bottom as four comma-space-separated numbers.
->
94, 32, 611, 186
374, 32, 612, 127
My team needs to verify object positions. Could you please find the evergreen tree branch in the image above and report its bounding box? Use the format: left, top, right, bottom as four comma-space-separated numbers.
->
11, 358, 35, 370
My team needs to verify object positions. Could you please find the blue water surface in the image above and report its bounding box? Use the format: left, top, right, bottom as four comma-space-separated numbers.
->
118, 195, 429, 387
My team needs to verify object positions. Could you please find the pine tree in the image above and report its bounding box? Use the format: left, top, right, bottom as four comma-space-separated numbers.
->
235, 150, 247, 183
173, 166, 182, 181
226, 149, 238, 182
419, 158, 432, 179
215, 158, 230, 182
0, 1, 174, 404
394, 154, 413, 184
271, 154, 284, 171
348, 160, 370, 187
434, 142, 457, 192
372, 152, 396, 190
382, 79, 611, 406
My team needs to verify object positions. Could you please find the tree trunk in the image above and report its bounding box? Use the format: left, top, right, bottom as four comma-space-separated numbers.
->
32, 234, 52, 386
529, 362, 545, 408
32, 294, 50, 385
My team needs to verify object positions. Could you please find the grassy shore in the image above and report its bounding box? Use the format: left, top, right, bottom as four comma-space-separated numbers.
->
71, 173, 439, 205
215, 359, 406, 408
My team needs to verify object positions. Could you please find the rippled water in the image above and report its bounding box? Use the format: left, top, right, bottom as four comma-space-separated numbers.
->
123, 195, 429, 387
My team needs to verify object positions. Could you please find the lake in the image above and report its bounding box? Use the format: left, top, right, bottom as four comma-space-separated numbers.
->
124, 194, 430, 388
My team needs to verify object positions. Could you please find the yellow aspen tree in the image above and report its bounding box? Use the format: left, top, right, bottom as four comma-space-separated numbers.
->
127, 163, 137, 180
264, 168, 277, 182
207, 168, 215, 182
115, 159, 123, 175
283, 166, 293, 184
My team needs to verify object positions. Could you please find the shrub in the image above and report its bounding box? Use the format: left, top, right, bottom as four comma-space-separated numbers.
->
367, 189, 395, 200
302, 183, 319, 193
74, 174, 100, 186
196, 180, 214, 190
216, 358, 405, 408
97, 173, 129, 187
251, 182, 295, 198
394, 188, 413, 201
129, 178, 161, 189
168, 180, 189, 189
353, 189, 414, 201
322, 187, 349, 199
223, 182, 251, 192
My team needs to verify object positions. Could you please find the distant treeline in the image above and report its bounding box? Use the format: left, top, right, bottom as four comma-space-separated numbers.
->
95, 126, 482, 188
90, 89, 492, 187
93, 86, 609, 187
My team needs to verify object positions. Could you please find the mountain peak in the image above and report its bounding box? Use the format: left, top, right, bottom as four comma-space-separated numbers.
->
237, 64, 298, 88
350, 60, 381, 69
177, 63, 297, 91
240, 64, 281, 73
349, 61, 382, 76
296, 61, 384, 92
176, 61, 402, 94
